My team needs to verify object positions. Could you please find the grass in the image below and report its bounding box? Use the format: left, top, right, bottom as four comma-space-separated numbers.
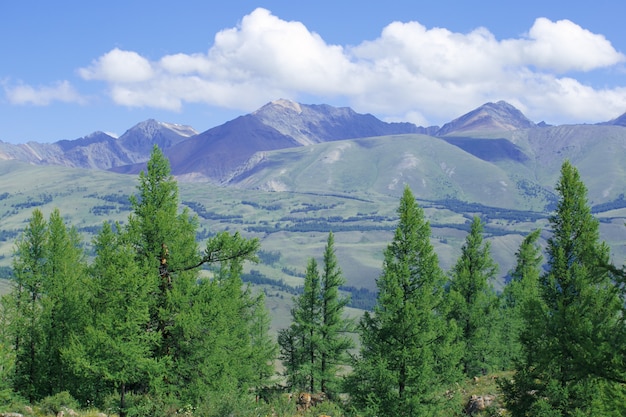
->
0, 371, 513, 416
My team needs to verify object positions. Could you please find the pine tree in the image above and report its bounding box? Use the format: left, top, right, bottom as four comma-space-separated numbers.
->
8, 209, 47, 402
65, 222, 161, 416
499, 229, 542, 369
5, 209, 89, 401
347, 186, 462, 416
124, 146, 263, 403
280, 258, 322, 392
39, 209, 89, 397
279, 232, 354, 395
447, 215, 500, 377
319, 232, 353, 396
502, 161, 626, 416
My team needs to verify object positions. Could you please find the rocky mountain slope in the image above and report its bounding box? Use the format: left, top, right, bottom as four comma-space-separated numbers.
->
0, 119, 196, 170
1, 100, 625, 195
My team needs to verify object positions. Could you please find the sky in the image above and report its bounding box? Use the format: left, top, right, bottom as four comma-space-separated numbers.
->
1, 0, 625, 143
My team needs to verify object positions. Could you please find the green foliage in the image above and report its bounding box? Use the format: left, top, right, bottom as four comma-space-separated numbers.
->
37, 391, 79, 415
0, 147, 273, 413
502, 160, 626, 416
499, 229, 542, 369
447, 216, 501, 376
346, 186, 462, 416
280, 257, 322, 391
279, 232, 354, 395
319, 232, 354, 395
5, 209, 89, 401
64, 221, 162, 413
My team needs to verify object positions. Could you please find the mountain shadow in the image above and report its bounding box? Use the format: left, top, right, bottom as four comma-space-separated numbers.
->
441, 137, 529, 163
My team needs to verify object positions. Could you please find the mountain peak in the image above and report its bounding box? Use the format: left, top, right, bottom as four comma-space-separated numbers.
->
437, 101, 536, 136
253, 98, 303, 116
126, 119, 197, 138
118, 119, 197, 154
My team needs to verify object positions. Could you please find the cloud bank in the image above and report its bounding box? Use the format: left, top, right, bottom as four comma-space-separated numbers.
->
8, 8, 626, 125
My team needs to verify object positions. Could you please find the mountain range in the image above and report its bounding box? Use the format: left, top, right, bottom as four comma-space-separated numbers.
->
0, 99, 626, 183
1, 99, 626, 299
2, 99, 626, 209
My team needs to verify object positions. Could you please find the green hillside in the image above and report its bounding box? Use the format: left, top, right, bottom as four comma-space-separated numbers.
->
1, 127, 626, 330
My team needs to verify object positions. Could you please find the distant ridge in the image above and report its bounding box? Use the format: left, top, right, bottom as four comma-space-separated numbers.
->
604, 112, 626, 127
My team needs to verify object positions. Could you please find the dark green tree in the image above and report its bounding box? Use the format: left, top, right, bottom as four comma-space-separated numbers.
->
502, 161, 626, 416
447, 215, 500, 377
499, 229, 542, 369
346, 186, 462, 417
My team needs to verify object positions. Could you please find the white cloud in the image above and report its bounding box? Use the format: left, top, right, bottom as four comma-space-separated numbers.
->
4, 80, 85, 106
520, 18, 625, 72
73, 8, 626, 124
78, 48, 154, 83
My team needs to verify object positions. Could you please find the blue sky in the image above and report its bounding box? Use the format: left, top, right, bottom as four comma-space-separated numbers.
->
1, 0, 625, 143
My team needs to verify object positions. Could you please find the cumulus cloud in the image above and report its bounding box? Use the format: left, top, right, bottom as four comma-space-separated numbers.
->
78, 48, 154, 83
4, 80, 85, 106
73, 8, 626, 124
520, 18, 624, 72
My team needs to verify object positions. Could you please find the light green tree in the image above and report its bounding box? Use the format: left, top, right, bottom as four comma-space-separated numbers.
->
6, 209, 48, 402
447, 216, 500, 377
279, 232, 354, 395
502, 161, 626, 416
124, 146, 263, 404
347, 186, 462, 416
65, 222, 161, 417
499, 229, 542, 369
319, 232, 353, 396
279, 258, 322, 392
39, 209, 89, 397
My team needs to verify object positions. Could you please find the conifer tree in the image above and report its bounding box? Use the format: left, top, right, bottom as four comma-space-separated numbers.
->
124, 146, 263, 403
6, 209, 48, 402
499, 229, 542, 369
280, 258, 322, 392
279, 232, 354, 395
39, 209, 89, 397
502, 161, 626, 416
319, 232, 353, 396
447, 215, 500, 377
347, 186, 462, 416
65, 222, 161, 416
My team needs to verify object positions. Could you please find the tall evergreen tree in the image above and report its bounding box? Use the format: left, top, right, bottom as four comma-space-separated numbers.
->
39, 209, 89, 397
346, 186, 462, 417
5, 209, 89, 401
319, 232, 353, 396
124, 146, 263, 403
279, 232, 354, 395
280, 258, 322, 392
502, 161, 626, 416
7, 209, 47, 402
499, 229, 542, 369
447, 215, 500, 377
65, 222, 161, 416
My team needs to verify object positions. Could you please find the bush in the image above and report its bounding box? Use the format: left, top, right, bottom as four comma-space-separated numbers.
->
38, 391, 79, 415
